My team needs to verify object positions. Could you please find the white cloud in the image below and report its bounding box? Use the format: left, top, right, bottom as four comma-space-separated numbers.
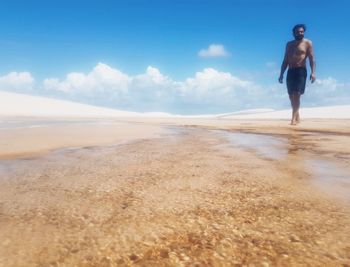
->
303, 77, 350, 106
42, 63, 259, 113
0, 71, 34, 91
198, 44, 230, 58
182, 68, 251, 103
43, 63, 129, 95
314, 77, 341, 91
265, 61, 277, 68
132, 66, 173, 88
2, 63, 349, 114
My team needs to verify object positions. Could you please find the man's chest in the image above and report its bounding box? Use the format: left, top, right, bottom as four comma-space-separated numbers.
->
288, 42, 308, 57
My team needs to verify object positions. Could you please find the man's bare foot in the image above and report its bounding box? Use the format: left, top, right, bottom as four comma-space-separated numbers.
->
290, 120, 298, 126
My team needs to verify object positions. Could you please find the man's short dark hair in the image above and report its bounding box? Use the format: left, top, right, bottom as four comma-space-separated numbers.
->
293, 24, 306, 33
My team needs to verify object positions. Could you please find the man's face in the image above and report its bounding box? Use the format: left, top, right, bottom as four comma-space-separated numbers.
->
293, 27, 305, 40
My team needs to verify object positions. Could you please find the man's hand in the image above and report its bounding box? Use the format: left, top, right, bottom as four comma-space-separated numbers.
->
310, 73, 316, 83
278, 75, 283, 83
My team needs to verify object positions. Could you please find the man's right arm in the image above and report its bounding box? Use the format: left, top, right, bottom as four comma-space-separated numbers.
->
279, 43, 289, 83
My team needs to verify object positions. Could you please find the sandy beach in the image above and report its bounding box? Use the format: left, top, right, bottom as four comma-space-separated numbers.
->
2, 0, 350, 265
1, 117, 350, 266
0, 118, 165, 159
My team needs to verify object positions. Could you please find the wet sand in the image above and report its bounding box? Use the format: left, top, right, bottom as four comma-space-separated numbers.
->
0, 118, 350, 266
0, 118, 164, 159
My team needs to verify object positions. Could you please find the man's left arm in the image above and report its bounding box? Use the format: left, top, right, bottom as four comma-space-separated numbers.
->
308, 41, 316, 83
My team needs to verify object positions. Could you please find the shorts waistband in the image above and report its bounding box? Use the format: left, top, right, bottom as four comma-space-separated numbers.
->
288, 67, 307, 71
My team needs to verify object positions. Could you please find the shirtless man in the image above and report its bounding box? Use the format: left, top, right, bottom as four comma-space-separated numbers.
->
279, 24, 316, 125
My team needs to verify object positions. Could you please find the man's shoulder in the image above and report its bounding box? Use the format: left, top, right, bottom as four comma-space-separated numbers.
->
286, 40, 294, 48
303, 38, 313, 45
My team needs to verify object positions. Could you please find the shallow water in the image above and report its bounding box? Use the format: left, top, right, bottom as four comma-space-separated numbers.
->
0, 118, 122, 130
220, 130, 350, 204
307, 159, 350, 203
0, 158, 36, 181
0, 125, 177, 181
220, 131, 288, 160
0, 119, 74, 129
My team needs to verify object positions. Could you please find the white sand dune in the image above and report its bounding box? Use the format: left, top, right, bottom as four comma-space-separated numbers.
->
220, 106, 350, 119
0, 90, 151, 118
1, 90, 350, 119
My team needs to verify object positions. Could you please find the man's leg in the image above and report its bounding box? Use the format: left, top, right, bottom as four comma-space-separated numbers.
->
291, 92, 301, 125
289, 94, 295, 125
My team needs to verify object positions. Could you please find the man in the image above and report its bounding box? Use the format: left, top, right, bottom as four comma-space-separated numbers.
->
279, 24, 316, 125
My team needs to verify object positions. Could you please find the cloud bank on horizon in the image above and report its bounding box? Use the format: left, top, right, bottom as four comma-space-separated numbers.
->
0, 63, 348, 115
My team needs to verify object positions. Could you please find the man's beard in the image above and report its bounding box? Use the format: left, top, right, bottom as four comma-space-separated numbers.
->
295, 35, 304, 40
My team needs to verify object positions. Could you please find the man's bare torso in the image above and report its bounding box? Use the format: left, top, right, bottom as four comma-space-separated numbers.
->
286, 38, 311, 68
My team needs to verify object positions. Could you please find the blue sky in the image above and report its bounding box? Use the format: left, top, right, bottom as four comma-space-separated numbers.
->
1, 0, 349, 114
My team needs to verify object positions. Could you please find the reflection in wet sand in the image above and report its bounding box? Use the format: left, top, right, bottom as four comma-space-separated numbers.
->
220, 131, 288, 160
221, 130, 350, 204
307, 159, 350, 203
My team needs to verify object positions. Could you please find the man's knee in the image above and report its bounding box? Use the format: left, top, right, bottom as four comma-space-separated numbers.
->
292, 92, 301, 100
